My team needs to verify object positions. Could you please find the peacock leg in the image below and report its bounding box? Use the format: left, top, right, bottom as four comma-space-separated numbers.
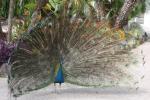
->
58, 83, 62, 94
53, 83, 57, 94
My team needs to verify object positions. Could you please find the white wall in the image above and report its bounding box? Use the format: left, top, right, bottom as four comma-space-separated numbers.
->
143, 10, 150, 34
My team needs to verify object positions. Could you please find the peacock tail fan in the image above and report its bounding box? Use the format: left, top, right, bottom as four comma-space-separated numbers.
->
8, 2, 130, 97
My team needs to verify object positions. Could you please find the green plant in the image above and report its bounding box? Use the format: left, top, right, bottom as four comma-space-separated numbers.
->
0, 0, 36, 18
0, 0, 10, 18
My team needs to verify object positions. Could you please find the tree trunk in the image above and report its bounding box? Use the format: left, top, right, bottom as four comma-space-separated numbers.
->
114, 0, 138, 28
95, 0, 105, 21
7, 0, 15, 43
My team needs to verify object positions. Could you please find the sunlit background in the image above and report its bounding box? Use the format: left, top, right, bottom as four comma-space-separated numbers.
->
143, 11, 150, 34
142, 0, 150, 34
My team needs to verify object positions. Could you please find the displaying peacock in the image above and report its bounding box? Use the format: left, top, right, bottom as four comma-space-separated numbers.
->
8, 2, 130, 97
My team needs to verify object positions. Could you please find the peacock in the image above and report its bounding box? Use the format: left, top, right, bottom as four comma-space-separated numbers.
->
8, 2, 130, 97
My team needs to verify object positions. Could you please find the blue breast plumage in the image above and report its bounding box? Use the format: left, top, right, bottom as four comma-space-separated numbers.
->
54, 64, 64, 84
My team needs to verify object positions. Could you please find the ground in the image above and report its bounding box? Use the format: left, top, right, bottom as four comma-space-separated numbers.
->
0, 42, 150, 100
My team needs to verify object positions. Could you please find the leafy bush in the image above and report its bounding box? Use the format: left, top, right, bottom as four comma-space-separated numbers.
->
124, 22, 145, 49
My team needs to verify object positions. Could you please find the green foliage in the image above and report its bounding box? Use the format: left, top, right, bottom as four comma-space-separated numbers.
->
93, 0, 145, 23
44, 0, 95, 18
0, 0, 36, 18
129, 1, 146, 20
106, 0, 124, 20
123, 22, 145, 49
0, 0, 146, 24
0, 0, 9, 18
24, 3, 36, 12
